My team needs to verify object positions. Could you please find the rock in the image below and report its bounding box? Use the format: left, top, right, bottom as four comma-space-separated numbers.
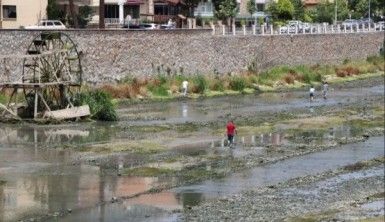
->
67, 208, 72, 213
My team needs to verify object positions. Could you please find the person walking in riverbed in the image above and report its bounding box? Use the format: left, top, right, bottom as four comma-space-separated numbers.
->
322, 81, 329, 99
226, 120, 237, 147
182, 80, 189, 97
309, 85, 315, 102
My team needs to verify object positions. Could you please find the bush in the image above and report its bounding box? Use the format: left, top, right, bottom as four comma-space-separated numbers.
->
366, 55, 384, 66
148, 85, 169, 96
229, 77, 247, 91
210, 79, 225, 91
192, 75, 208, 94
74, 90, 117, 121
0, 93, 7, 104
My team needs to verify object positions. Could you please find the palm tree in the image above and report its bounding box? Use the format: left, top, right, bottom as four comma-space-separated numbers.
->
99, 0, 105, 28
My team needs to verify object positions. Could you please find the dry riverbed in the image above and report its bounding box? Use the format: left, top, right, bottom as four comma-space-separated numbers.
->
0, 77, 383, 222
182, 158, 385, 222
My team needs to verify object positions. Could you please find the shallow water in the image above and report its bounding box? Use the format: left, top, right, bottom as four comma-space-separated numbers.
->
58, 136, 384, 222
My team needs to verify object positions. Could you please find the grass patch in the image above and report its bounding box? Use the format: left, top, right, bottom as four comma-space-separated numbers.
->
123, 167, 177, 177
0, 93, 8, 104
79, 140, 166, 154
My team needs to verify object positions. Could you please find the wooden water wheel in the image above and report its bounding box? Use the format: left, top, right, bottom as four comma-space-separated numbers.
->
0, 32, 89, 120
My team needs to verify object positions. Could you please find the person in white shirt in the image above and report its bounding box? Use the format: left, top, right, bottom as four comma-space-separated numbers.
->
309, 85, 315, 102
182, 80, 188, 96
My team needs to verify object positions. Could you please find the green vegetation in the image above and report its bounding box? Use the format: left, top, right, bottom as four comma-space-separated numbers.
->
0, 93, 8, 104
74, 90, 118, 121
96, 56, 383, 101
0, 180, 6, 185
123, 167, 177, 177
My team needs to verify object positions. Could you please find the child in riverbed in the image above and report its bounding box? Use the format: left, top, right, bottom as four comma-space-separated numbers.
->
322, 81, 328, 99
309, 85, 315, 102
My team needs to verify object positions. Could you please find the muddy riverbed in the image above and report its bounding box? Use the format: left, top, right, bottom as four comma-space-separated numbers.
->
0, 77, 383, 221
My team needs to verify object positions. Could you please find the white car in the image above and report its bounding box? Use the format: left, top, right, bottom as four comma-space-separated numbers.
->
25, 20, 66, 30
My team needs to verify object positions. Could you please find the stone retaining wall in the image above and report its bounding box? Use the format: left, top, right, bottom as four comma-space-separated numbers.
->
0, 29, 383, 83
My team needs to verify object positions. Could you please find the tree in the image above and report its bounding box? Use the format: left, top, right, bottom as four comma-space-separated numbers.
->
290, 0, 305, 20
216, 0, 238, 25
267, 0, 294, 22
99, 0, 105, 29
313, 0, 349, 23
246, 0, 256, 18
46, 0, 64, 21
77, 6, 93, 28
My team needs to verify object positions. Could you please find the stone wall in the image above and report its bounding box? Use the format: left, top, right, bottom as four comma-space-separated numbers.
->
0, 29, 383, 84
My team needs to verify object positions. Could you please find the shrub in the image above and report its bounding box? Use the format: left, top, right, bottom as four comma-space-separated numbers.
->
229, 77, 247, 91
0, 93, 8, 104
366, 55, 384, 65
335, 69, 347, 77
74, 90, 117, 121
148, 84, 169, 96
210, 79, 225, 91
192, 75, 208, 94
283, 73, 295, 84
335, 66, 360, 77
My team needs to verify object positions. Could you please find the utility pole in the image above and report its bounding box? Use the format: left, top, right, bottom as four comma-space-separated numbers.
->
368, 0, 371, 21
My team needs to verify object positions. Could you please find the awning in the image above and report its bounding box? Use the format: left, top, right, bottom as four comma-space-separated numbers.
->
154, 0, 183, 5
126, 0, 144, 4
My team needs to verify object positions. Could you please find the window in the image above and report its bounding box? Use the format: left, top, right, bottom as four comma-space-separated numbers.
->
105, 5, 119, 18
2, 5, 17, 19
54, 21, 62, 25
256, 4, 264, 12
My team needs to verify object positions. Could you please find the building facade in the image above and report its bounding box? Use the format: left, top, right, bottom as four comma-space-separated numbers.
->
194, 0, 269, 20
0, 0, 47, 29
81, 0, 181, 25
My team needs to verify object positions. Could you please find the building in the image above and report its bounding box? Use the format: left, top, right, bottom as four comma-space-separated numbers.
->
0, 0, 47, 29
194, 0, 269, 20
66, 0, 183, 25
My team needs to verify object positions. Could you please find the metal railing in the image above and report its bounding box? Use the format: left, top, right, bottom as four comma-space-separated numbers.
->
212, 23, 385, 36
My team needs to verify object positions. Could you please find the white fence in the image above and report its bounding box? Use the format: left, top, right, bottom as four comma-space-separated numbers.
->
212, 23, 385, 36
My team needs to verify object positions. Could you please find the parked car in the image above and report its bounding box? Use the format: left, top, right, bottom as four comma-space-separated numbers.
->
141, 23, 159, 29
24, 20, 66, 30
123, 23, 159, 29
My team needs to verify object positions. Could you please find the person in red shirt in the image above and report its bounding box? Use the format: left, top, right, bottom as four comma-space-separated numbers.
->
226, 120, 237, 146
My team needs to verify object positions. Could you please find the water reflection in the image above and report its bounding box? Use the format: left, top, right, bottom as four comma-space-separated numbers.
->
181, 103, 188, 118
0, 124, 118, 148
0, 165, 171, 222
